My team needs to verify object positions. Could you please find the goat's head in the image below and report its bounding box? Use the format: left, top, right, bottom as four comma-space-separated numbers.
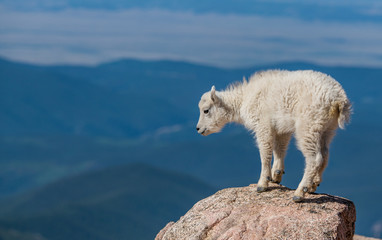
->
196, 86, 228, 136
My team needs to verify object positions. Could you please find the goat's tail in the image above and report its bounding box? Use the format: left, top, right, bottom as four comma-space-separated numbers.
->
336, 99, 352, 129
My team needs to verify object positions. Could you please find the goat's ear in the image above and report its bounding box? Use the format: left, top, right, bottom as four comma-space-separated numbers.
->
210, 85, 219, 103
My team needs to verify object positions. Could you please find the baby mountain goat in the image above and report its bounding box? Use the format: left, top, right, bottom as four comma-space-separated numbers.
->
196, 70, 351, 202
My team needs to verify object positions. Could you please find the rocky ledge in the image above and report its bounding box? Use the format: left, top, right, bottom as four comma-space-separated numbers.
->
156, 183, 356, 240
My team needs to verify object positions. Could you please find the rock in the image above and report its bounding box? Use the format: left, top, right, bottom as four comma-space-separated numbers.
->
156, 183, 356, 240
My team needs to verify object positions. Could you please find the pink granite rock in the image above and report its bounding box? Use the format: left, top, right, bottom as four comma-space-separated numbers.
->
156, 183, 356, 240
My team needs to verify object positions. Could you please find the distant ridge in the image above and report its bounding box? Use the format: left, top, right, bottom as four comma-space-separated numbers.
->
1, 56, 382, 137
0, 163, 216, 240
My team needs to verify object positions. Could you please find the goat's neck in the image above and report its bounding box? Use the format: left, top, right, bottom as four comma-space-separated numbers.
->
220, 89, 243, 124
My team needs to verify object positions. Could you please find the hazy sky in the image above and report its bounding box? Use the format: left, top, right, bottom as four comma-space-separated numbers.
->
1, 3, 382, 68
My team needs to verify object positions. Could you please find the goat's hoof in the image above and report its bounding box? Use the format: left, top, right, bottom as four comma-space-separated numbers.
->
274, 169, 284, 175
272, 170, 283, 183
309, 188, 316, 193
293, 196, 303, 202
270, 177, 280, 184
309, 183, 320, 193
257, 186, 267, 192
303, 187, 308, 193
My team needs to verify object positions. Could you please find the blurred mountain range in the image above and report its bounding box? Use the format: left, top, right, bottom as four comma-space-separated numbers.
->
2, 57, 381, 137
0, 57, 381, 238
0, 163, 215, 240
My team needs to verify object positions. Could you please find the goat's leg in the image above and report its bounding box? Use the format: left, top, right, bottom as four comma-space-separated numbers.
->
310, 129, 335, 193
271, 133, 292, 184
256, 127, 274, 192
293, 152, 323, 202
293, 126, 324, 202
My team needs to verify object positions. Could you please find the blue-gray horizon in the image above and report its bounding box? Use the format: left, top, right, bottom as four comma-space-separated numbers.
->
1, 5, 382, 68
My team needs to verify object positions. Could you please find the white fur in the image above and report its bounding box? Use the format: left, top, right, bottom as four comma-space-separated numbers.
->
197, 70, 351, 201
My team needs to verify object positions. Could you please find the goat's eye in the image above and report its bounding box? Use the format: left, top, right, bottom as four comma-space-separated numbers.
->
204, 109, 209, 114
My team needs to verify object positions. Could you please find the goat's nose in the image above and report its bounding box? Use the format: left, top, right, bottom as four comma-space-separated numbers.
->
196, 127, 200, 131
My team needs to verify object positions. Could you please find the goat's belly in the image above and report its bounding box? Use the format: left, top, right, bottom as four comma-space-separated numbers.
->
272, 115, 295, 134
